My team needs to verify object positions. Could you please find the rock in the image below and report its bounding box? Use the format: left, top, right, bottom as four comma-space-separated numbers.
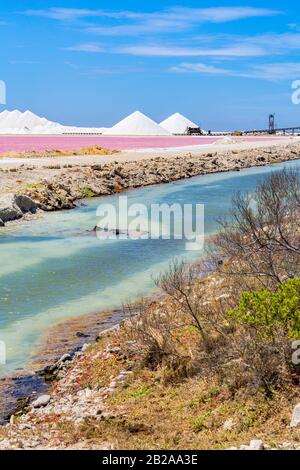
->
0, 194, 37, 224
0, 440, 11, 449
18, 424, 32, 430
96, 324, 120, 341
76, 331, 89, 338
239, 445, 251, 450
14, 195, 37, 213
0, 194, 23, 222
74, 351, 84, 357
290, 403, 300, 428
107, 347, 122, 355
109, 381, 117, 389
31, 395, 51, 409
249, 440, 264, 450
58, 353, 72, 364
226, 447, 238, 451
223, 418, 236, 431
281, 441, 293, 449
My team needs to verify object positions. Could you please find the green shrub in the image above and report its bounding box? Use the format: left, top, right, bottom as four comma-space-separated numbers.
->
82, 187, 96, 198
191, 412, 212, 432
128, 386, 151, 399
228, 279, 300, 340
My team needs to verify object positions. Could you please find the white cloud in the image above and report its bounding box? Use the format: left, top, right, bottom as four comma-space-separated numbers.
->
111, 32, 300, 59
23, 8, 103, 21
171, 63, 233, 75
10, 60, 44, 65
88, 7, 281, 36
250, 63, 300, 80
64, 44, 104, 53
240, 32, 300, 52
169, 7, 281, 23
171, 61, 300, 81
117, 44, 266, 58
24, 7, 281, 36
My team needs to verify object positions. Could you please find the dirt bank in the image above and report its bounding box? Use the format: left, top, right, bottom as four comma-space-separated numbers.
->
1, 141, 300, 225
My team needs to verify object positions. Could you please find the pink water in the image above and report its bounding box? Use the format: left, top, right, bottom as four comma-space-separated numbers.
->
0, 135, 285, 153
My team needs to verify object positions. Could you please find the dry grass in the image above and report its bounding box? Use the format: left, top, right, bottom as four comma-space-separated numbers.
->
32, 335, 300, 450
1, 146, 118, 158
1, 315, 300, 450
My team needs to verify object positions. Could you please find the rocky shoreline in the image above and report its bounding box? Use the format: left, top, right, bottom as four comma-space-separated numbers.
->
0, 306, 129, 426
1, 292, 300, 450
1, 142, 300, 226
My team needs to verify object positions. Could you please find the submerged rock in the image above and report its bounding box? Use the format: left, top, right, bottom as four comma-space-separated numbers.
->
0, 194, 23, 223
0, 193, 38, 225
14, 195, 38, 214
31, 395, 51, 409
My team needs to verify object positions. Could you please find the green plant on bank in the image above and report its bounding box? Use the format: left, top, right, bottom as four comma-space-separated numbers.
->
24, 183, 44, 191
128, 386, 152, 399
82, 187, 96, 198
191, 411, 212, 432
228, 278, 300, 340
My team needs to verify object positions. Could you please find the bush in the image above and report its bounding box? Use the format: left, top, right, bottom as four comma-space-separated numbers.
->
220, 280, 300, 396
213, 169, 300, 287
121, 297, 200, 382
122, 269, 300, 395
228, 279, 300, 340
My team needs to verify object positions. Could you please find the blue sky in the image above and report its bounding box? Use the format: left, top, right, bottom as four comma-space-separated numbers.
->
0, 1, 300, 130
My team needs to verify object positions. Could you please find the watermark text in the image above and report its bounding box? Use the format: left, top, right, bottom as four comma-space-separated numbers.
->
95, 196, 205, 251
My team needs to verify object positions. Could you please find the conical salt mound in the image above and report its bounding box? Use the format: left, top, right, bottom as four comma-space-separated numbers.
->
104, 111, 171, 136
0, 109, 107, 134
0, 109, 60, 132
160, 112, 199, 135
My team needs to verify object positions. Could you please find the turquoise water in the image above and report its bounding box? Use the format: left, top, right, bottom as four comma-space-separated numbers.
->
0, 160, 299, 375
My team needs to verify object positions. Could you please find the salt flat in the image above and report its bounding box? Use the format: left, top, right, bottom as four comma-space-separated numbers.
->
0, 136, 298, 171
0, 134, 295, 156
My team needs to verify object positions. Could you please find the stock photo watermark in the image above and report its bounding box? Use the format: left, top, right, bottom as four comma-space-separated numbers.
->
292, 80, 300, 105
94, 196, 205, 251
0, 80, 6, 104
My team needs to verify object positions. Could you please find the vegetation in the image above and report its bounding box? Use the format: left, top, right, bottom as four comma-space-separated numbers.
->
82, 187, 97, 198
121, 170, 300, 397
214, 169, 300, 287
2, 169, 300, 450
229, 279, 300, 339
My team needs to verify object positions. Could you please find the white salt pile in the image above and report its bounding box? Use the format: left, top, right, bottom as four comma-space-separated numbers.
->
160, 112, 199, 135
0, 110, 60, 134
0, 110, 106, 135
104, 111, 170, 136
213, 137, 241, 145
57, 126, 108, 135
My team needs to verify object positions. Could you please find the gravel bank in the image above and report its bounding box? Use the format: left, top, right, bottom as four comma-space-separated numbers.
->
1, 142, 300, 226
